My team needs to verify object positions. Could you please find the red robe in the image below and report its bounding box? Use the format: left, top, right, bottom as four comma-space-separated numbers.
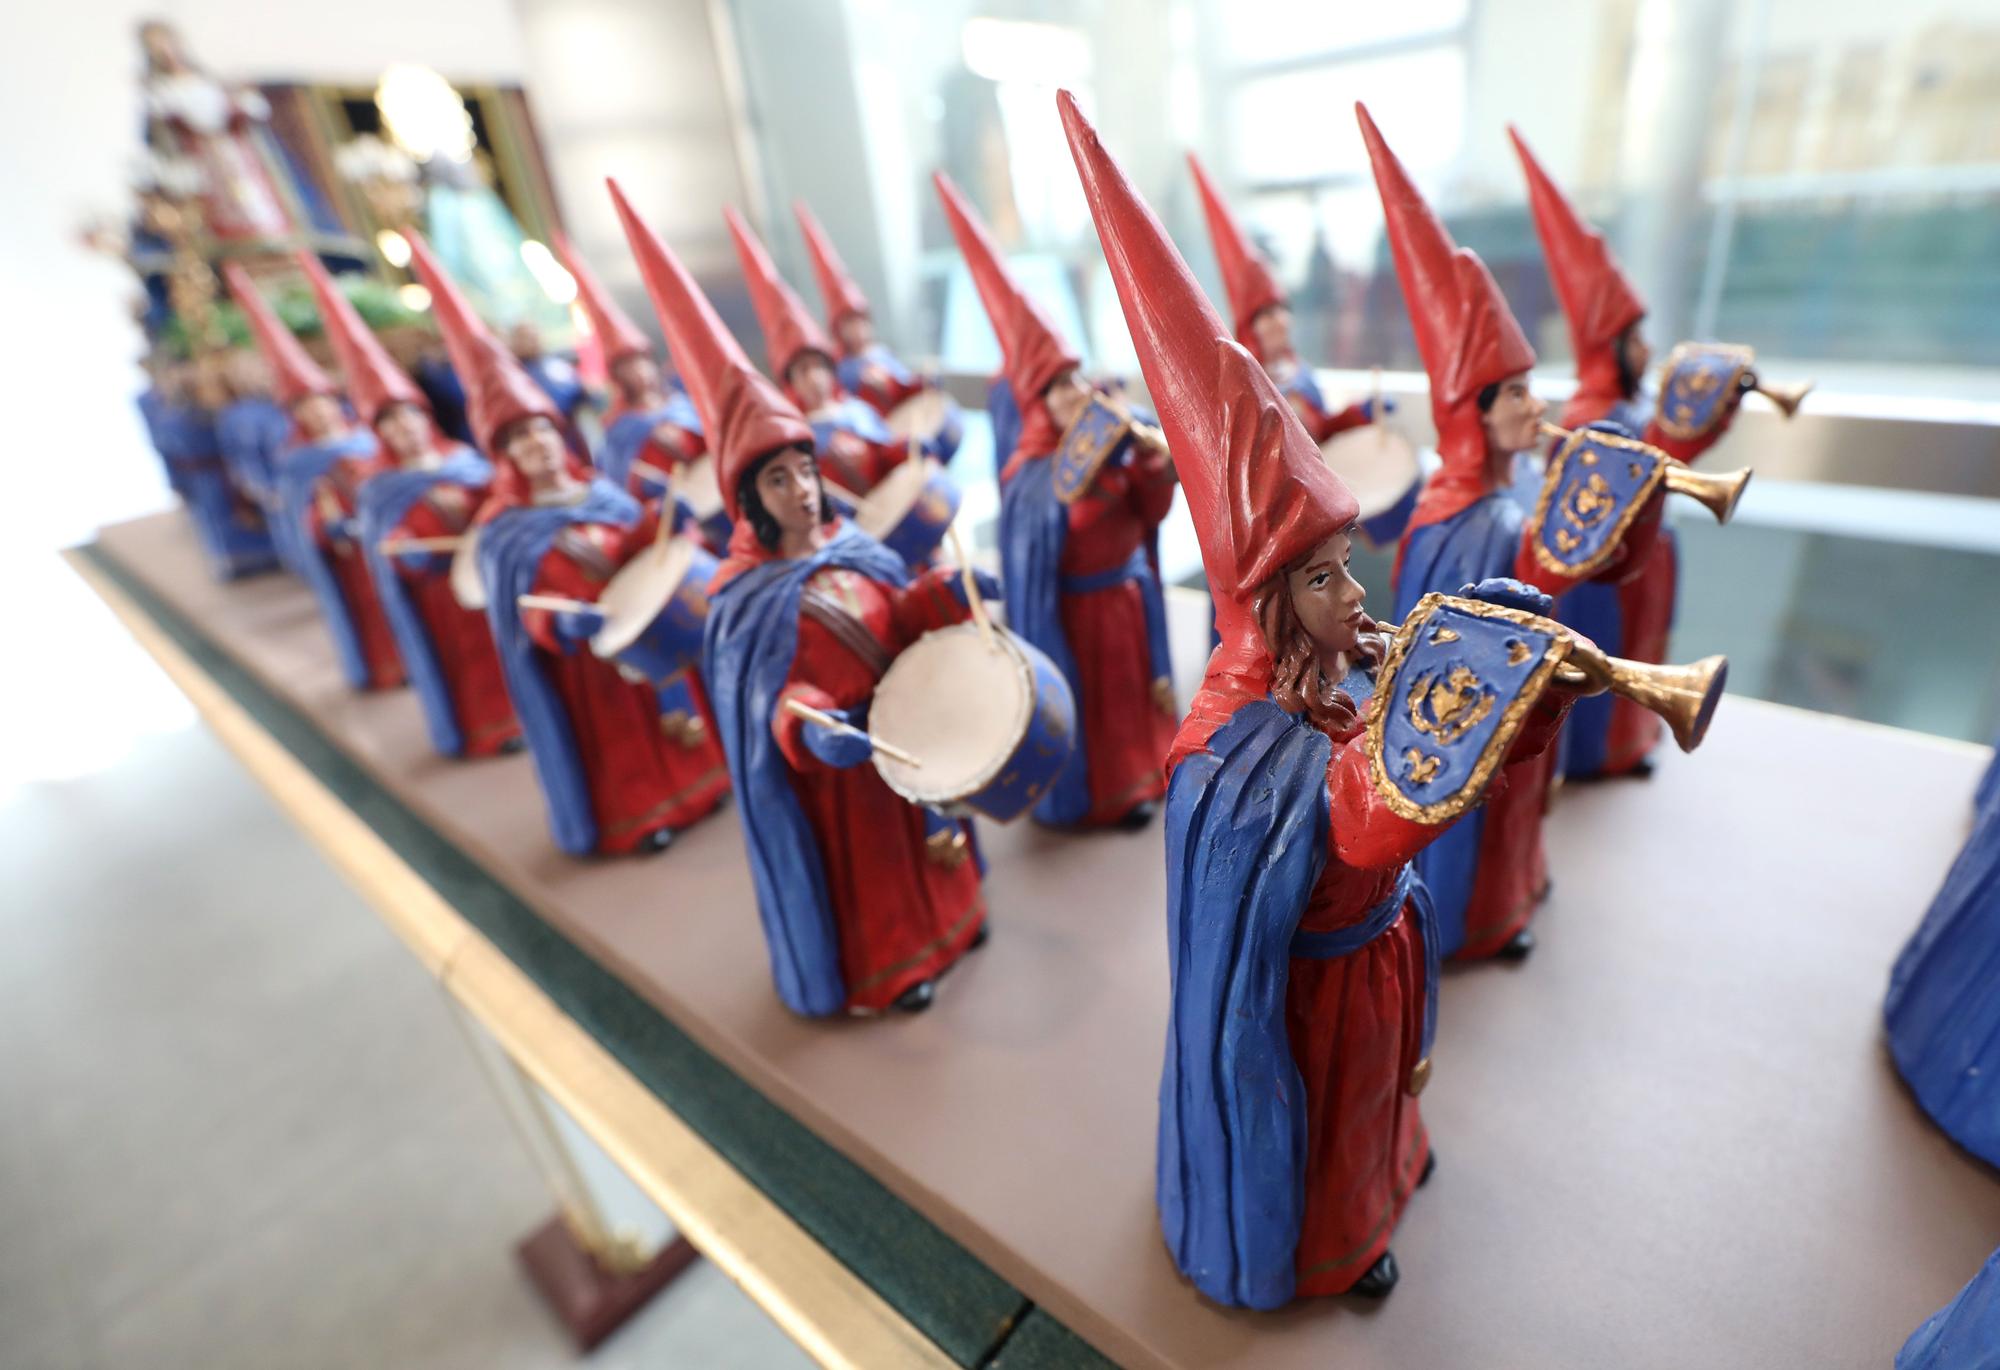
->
388, 482, 520, 756
307, 449, 404, 690
518, 512, 730, 852
772, 565, 986, 1012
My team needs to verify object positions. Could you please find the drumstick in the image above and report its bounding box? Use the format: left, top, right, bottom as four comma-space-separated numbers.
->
516, 592, 601, 616
378, 535, 464, 554
631, 458, 676, 491
783, 698, 924, 769
653, 463, 678, 547
821, 477, 867, 509
946, 524, 998, 653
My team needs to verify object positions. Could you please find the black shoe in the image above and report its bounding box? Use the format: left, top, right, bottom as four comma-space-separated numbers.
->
1349, 1251, 1399, 1298
1496, 929, 1536, 961
893, 980, 936, 1013
498, 735, 527, 756
1116, 801, 1158, 831
968, 922, 991, 951
1624, 757, 1656, 780
639, 826, 676, 855
1536, 879, 1555, 906
1418, 1151, 1437, 1188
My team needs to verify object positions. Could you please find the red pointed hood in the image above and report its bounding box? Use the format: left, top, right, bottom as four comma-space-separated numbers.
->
1060, 92, 1354, 662
793, 199, 871, 340
294, 251, 424, 426
724, 205, 836, 383
932, 171, 1080, 407
608, 179, 813, 518
222, 262, 336, 408
553, 231, 652, 367
404, 229, 560, 455
1186, 152, 1288, 357
1508, 125, 1645, 401
1358, 102, 1534, 478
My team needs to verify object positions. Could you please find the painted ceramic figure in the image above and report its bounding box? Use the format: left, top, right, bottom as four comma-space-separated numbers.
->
138, 360, 278, 581
225, 263, 403, 690
508, 318, 588, 426
298, 252, 519, 759
410, 231, 729, 855
794, 198, 963, 463
935, 171, 1177, 829
725, 207, 935, 496
1365, 106, 1668, 961
1057, 93, 1582, 1305
1897, 1245, 2000, 1369
1510, 127, 1747, 780
1884, 760, 2000, 1169
553, 232, 708, 509
214, 347, 292, 557
611, 179, 994, 1016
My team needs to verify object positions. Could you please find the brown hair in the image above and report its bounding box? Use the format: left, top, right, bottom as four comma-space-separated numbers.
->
1252, 570, 1387, 736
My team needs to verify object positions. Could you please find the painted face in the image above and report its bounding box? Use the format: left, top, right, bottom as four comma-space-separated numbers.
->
835, 312, 874, 354
292, 393, 344, 441
788, 353, 838, 410
1285, 527, 1368, 660
755, 446, 823, 543
1481, 372, 1547, 456
1620, 326, 1652, 389
1042, 368, 1094, 430
502, 415, 567, 484
374, 401, 432, 463
1250, 304, 1294, 361
610, 353, 660, 405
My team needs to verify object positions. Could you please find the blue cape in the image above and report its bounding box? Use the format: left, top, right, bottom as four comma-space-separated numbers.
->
356, 447, 493, 756
275, 430, 385, 684
702, 523, 911, 1016
147, 397, 277, 581
215, 397, 289, 501
987, 377, 1021, 474
1885, 779, 2000, 1168
1393, 495, 1528, 956
1158, 698, 1332, 1310
811, 395, 894, 449
1898, 1244, 2000, 1369
524, 354, 586, 418
597, 385, 705, 491
478, 481, 641, 854
1976, 736, 1999, 815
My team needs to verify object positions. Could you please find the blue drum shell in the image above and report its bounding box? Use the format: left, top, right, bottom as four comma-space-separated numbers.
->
880, 470, 962, 568
965, 634, 1078, 823
606, 545, 718, 687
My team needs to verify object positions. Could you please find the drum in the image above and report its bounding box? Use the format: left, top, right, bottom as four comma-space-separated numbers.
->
884, 390, 963, 459
590, 537, 718, 686
1321, 425, 1421, 549
449, 523, 486, 610
856, 458, 960, 567
868, 623, 1077, 823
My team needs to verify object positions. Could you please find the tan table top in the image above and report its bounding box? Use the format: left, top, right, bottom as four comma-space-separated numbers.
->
92, 511, 2000, 1369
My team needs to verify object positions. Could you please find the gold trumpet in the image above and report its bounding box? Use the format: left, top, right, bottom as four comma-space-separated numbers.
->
1539, 422, 1752, 525
1743, 373, 1813, 419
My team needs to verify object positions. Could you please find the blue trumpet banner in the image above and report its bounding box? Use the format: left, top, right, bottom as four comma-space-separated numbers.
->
1051, 396, 1134, 504
1367, 594, 1566, 824
1655, 341, 1753, 442
1527, 425, 1669, 577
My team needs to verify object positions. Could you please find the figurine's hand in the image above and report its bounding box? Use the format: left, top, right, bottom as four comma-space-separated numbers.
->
1460, 577, 1554, 618
801, 707, 873, 769
1581, 417, 1638, 442
553, 606, 607, 647
1358, 396, 1399, 421
951, 569, 1002, 609
325, 516, 360, 544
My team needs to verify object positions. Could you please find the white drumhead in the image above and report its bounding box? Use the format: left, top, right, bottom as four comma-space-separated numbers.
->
870, 623, 1032, 803
593, 537, 695, 656
1321, 426, 1421, 519
449, 524, 486, 610
857, 457, 936, 539
678, 455, 724, 517
885, 390, 950, 441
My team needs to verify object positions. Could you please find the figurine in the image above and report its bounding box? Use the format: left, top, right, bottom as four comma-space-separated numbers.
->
1057, 93, 1581, 1305
507, 318, 589, 429
139, 21, 293, 244
214, 346, 296, 567
725, 208, 924, 494
137, 355, 279, 581
552, 232, 708, 510
794, 198, 964, 462
610, 179, 997, 1015
1362, 105, 1672, 961
1897, 1246, 2000, 1369
409, 231, 729, 855
1883, 762, 2000, 1169
934, 171, 1178, 829
224, 262, 404, 689
1509, 126, 1746, 781
298, 252, 520, 759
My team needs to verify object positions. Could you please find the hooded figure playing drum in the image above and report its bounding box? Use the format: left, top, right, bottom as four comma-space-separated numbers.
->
1056, 93, 1603, 1306
410, 232, 730, 857
611, 181, 1017, 1017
